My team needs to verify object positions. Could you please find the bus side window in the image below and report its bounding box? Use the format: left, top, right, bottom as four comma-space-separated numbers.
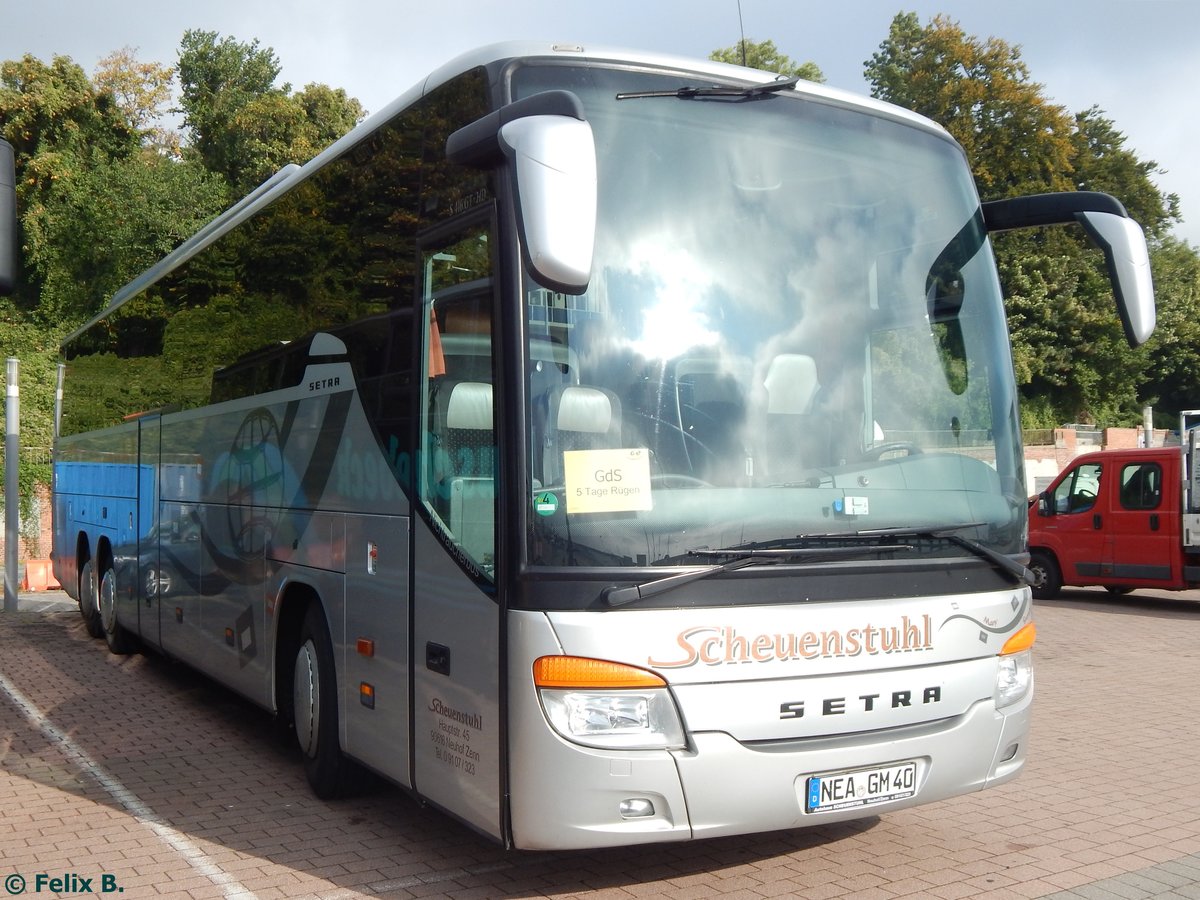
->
419, 226, 497, 578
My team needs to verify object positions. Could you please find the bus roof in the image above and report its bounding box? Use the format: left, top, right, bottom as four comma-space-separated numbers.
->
62, 41, 952, 350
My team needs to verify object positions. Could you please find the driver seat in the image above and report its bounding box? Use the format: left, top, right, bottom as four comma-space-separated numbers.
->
763, 354, 830, 480
544, 385, 622, 486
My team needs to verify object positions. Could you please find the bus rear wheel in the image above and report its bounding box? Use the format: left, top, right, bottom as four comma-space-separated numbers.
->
78, 559, 104, 639
293, 605, 351, 799
99, 565, 136, 655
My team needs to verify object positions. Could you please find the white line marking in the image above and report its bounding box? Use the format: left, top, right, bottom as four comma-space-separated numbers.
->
0, 672, 259, 899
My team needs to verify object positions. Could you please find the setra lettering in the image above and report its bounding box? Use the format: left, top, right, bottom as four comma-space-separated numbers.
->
781, 685, 942, 719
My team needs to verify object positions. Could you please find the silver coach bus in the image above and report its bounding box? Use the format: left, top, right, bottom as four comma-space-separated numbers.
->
50, 43, 1154, 850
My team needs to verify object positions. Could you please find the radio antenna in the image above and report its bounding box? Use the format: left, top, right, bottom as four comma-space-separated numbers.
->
737, 0, 747, 66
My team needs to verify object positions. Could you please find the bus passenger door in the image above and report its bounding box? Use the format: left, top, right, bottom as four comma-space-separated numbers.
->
343, 514, 412, 783
410, 224, 503, 841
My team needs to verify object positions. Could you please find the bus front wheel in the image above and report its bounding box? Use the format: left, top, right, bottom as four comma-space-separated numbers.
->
293, 605, 350, 799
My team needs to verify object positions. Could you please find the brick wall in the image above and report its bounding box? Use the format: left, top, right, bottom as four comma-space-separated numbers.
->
1023, 425, 1170, 495
0, 482, 53, 561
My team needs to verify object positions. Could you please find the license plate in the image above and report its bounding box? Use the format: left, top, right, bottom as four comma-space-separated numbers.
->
804, 761, 917, 813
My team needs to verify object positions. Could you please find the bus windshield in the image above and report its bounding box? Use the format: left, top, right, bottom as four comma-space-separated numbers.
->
516, 64, 1024, 569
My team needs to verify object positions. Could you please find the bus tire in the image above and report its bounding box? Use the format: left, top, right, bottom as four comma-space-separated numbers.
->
79, 559, 104, 639
99, 564, 136, 655
293, 605, 350, 799
1028, 550, 1061, 601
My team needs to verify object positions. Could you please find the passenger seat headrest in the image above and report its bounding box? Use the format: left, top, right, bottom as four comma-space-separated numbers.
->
556, 386, 613, 433
446, 382, 493, 430
764, 354, 819, 415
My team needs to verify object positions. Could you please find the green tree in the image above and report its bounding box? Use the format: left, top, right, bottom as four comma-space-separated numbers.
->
93, 46, 180, 155
864, 12, 1183, 427
1139, 238, 1200, 421
225, 84, 365, 193
177, 29, 286, 188
1070, 107, 1180, 240
865, 12, 1074, 199
0, 50, 227, 456
177, 31, 364, 196
710, 39, 824, 83
28, 148, 225, 324
0, 54, 138, 307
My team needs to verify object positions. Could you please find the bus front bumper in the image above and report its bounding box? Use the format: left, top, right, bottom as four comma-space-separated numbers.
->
508, 691, 1031, 850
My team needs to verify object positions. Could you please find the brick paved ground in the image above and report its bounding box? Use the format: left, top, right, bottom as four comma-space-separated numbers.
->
1, 587, 1199, 899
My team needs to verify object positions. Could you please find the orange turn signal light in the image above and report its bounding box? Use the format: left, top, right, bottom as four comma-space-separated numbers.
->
1000, 622, 1037, 655
533, 656, 666, 689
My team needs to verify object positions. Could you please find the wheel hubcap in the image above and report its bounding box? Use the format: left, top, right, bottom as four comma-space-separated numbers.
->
293, 639, 320, 758
99, 570, 116, 631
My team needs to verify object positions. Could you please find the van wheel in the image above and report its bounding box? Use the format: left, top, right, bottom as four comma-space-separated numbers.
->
293, 605, 351, 799
79, 560, 104, 639
99, 565, 136, 655
1028, 550, 1061, 600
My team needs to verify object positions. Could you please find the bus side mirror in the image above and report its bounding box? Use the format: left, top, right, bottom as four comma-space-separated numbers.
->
447, 91, 596, 296
982, 192, 1155, 347
499, 115, 596, 295
0, 139, 16, 296
1075, 210, 1155, 347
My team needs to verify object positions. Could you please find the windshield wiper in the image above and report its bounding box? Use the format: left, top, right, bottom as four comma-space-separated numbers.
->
601, 524, 1029, 608
850, 524, 1035, 586
602, 543, 912, 608
616, 75, 800, 101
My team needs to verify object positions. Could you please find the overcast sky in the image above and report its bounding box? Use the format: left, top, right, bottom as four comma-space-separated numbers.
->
4, 0, 1198, 244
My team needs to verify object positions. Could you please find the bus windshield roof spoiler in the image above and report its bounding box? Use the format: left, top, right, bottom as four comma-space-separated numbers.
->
982, 191, 1156, 348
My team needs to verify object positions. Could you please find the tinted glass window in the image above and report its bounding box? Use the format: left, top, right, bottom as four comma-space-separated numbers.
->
60, 67, 493, 485
1120, 462, 1162, 510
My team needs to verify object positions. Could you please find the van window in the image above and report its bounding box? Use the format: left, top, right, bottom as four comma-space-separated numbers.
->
1052, 462, 1101, 514
1119, 462, 1162, 510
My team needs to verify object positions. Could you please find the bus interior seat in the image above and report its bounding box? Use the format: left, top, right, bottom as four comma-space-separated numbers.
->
675, 358, 746, 480
443, 380, 493, 471
544, 385, 622, 486
430, 380, 493, 487
763, 354, 830, 479
429, 380, 495, 554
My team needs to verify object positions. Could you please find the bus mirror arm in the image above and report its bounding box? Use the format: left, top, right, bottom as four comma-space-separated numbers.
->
447, 92, 596, 295
446, 90, 586, 167
0, 139, 17, 296
982, 191, 1155, 347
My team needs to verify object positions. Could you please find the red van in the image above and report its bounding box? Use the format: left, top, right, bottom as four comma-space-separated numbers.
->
1027, 443, 1200, 599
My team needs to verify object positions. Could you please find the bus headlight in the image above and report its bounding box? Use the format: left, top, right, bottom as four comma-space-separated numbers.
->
995, 622, 1036, 709
533, 656, 686, 750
